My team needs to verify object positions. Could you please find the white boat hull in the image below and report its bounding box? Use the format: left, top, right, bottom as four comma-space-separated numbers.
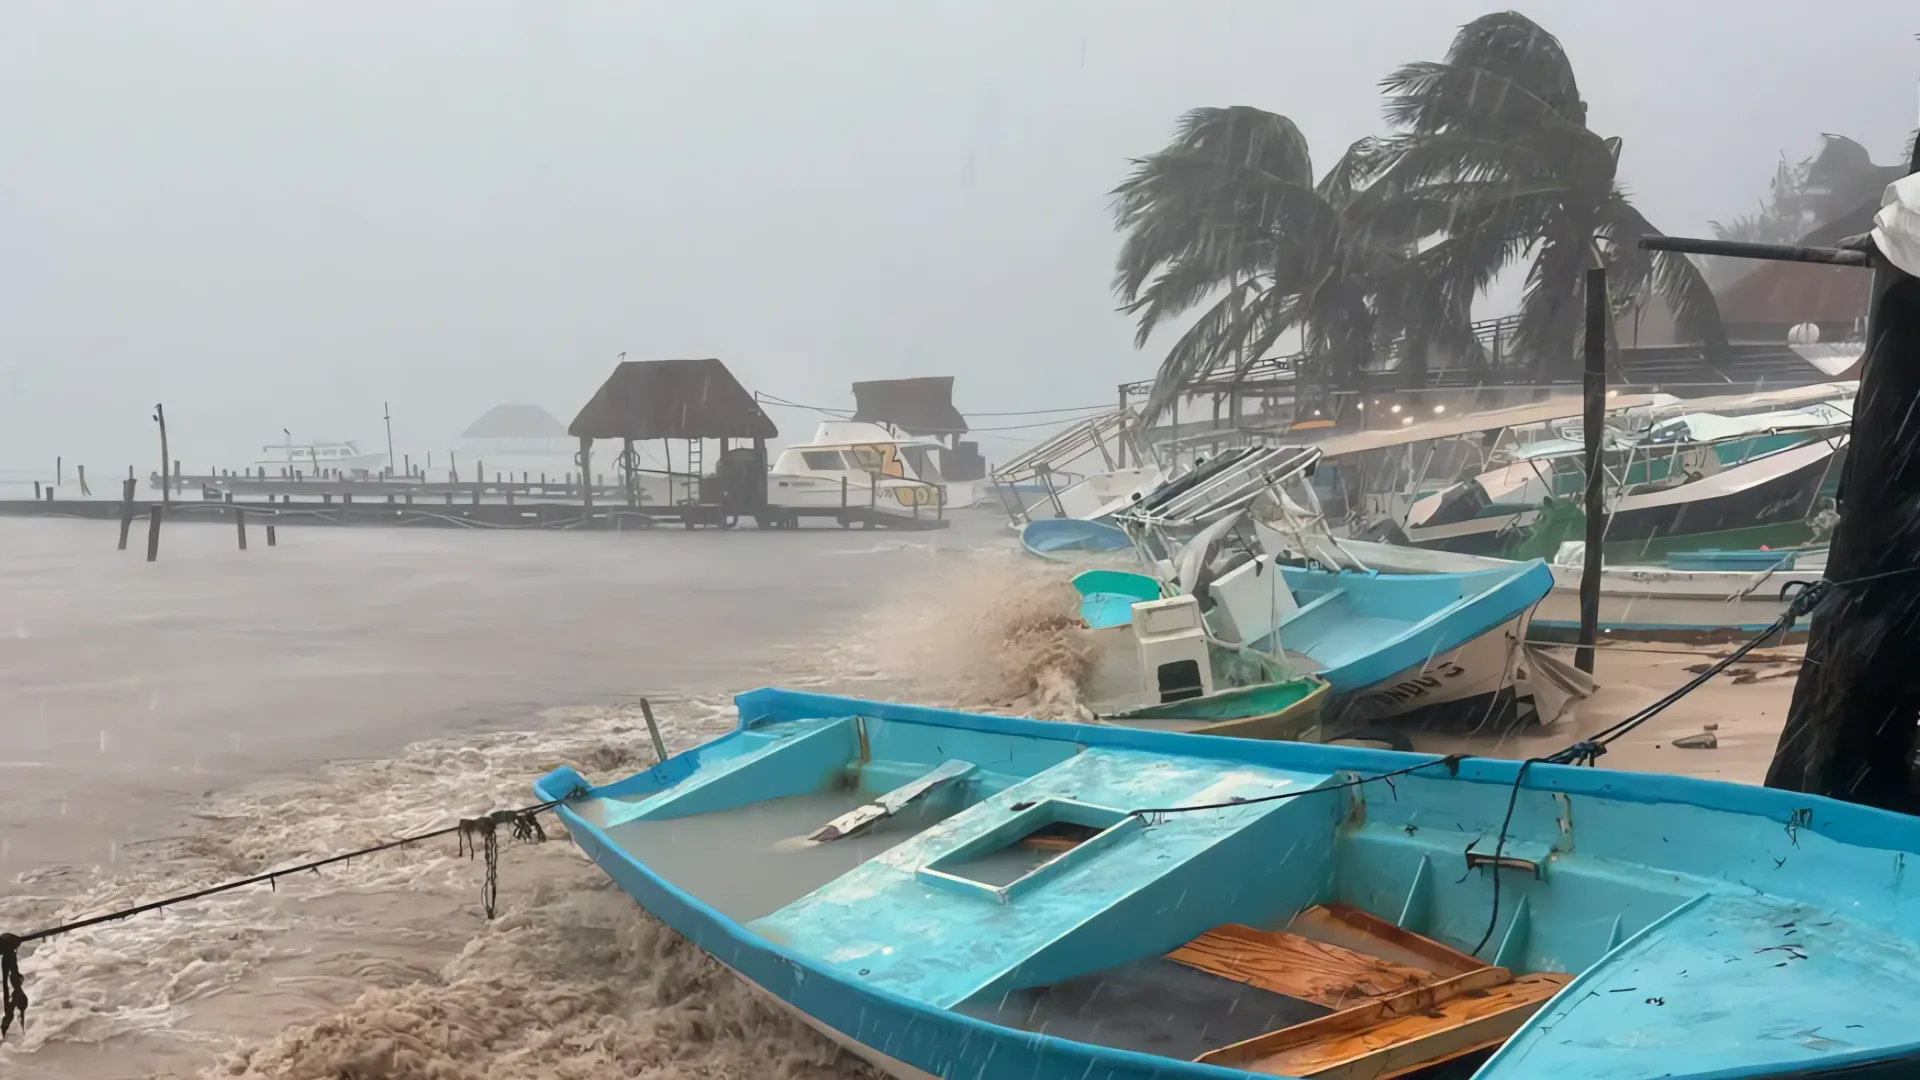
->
1326, 612, 1530, 725
734, 964, 938, 1080
767, 473, 943, 519
1534, 559, 1824, 638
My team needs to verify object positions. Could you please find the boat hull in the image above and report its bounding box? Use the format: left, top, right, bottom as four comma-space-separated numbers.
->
1531, 557, 1825, 641
1327, 611, 1529, 727
1107, 676, 1330, 741
540, 690, 1920, 1080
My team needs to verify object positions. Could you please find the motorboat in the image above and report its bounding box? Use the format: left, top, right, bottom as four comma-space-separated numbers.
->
991, 410, 1164, 524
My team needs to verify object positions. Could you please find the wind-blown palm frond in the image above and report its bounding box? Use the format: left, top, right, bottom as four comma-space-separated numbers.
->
1605, 198, 1728, 348
1383, 12, 1584, 133
1114, 106, 1445, 423
1375, 11, 1721, 374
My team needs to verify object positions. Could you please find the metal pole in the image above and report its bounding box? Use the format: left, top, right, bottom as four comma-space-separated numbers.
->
639, 698, 669, 763
1575, 265, 1607, 675
153, 404, 170, 505
383, 402, 395, 475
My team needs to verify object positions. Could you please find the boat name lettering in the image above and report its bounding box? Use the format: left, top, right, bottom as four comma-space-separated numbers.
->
1359, 662, 1467, 709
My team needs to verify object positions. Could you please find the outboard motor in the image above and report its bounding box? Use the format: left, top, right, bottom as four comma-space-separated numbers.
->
714, 445, 769, 514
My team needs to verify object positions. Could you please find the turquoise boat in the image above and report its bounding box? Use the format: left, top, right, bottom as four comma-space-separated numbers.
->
1020, 518, 1135, 562
538, 690, 1920, 1079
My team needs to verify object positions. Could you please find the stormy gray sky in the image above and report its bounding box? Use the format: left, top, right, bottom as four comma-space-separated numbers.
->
1, 1, 1913, 469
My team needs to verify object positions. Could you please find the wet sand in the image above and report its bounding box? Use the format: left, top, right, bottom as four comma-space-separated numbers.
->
1419, 640, 1801, 784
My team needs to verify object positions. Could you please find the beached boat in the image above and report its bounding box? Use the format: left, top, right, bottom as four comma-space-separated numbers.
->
992, 410, 1165, 524
1405, 430, 1845, 559
539, 689, 1920, 1080
1102, 675, 1332, 742
1019, 518, 1134, 562
1529, 545, 1828, 641
1110, 446, 1558, 728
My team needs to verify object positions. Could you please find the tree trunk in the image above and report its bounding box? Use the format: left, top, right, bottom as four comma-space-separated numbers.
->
1764, 244, 1920, 811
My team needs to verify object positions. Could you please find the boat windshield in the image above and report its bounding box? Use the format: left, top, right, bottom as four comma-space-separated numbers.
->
800, 450, 853, 471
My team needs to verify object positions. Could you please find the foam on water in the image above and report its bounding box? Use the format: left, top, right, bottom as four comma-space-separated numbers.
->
0, 550, 1097, 1079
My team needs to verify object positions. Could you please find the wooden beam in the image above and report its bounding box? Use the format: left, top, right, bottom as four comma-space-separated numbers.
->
1196, 965, 1515, 1067
1235, 973, 1570, 1079
1287, 903, 1485, 979
1167, 924, 1441, 1010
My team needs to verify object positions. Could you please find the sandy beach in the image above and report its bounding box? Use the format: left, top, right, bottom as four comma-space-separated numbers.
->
0, 514, 1800, 1079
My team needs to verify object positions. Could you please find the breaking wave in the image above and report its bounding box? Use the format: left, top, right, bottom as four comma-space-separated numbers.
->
0, 549, 1095, 1079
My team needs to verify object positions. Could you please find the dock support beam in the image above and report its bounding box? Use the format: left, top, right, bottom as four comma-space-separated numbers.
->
578, 436, 593, 527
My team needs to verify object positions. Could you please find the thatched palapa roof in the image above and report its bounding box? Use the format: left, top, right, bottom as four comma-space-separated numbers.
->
461, 404, 568, 440
569, 358, 778, 441
851, 376, 968, 435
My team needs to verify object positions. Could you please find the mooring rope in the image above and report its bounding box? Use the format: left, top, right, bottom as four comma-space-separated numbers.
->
0, 795, 575, 1039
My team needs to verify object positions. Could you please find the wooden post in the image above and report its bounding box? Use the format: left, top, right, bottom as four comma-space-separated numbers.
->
78, 463, 89, 496
33, 481, 40, 499
579, 438, 593, 525
266, 524, 277, 547
145, 505, 163, 561
117, 477, 136, 550
235, 506, 247, 550
622, 437, 637, 507
56, 456, 62, 487
1765, 155, 1920, 811
1575, 265, 1606, 675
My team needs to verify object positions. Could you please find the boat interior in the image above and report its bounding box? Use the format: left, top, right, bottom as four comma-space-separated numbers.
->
546, 691, 1920, 1080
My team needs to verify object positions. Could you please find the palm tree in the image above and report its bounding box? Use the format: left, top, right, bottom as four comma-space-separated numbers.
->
1376, 11, 1725, 378
1111, 107, 1469, 423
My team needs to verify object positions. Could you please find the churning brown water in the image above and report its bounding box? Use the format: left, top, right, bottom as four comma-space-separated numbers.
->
0, 515, 1095, 1079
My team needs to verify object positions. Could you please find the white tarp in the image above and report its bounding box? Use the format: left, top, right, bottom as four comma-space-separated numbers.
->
1872, 173, 1920, 279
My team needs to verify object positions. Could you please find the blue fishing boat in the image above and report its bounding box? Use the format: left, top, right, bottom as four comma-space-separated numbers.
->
1020, 518, 1135, 562
538, 690, 1920, 1079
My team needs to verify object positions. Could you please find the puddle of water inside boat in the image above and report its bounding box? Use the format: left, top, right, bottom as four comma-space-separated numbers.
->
594, 789, 963, 923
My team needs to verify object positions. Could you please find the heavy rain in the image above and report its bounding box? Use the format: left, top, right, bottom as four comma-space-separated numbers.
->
1, 4, 1917, 1079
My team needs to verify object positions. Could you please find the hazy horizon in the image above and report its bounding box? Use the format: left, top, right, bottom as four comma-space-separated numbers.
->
2, 1, 1913, 470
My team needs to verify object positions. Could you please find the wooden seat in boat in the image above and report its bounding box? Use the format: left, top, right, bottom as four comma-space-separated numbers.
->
1168, 904, 1572, 1079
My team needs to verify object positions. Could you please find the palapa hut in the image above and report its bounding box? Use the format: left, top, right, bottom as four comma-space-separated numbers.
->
568, 358, 778, 510
459, 403, 570, 456
849, 375, 984, 480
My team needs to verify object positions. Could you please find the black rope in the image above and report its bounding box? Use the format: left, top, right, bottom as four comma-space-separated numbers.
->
1472, 759, 1538, 957
0, 794, 574, 1039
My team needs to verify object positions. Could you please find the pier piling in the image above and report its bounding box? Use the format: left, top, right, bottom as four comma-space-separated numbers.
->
145, 505, 163, 562
116, 478, 137, 550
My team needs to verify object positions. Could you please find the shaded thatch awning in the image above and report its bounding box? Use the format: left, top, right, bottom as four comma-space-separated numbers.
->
851, 376, 968, 435
569, 359, 778, 441
460, 404, 568, 440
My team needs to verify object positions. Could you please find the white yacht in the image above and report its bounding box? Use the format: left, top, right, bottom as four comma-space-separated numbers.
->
767, 421, 974, 516
254, 440, 388, 475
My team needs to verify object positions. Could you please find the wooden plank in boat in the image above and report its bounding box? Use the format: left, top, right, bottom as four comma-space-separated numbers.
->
1287, 903, 1486, 978
1200, 971, 1570, 1078
1167, 924, 1439, 1009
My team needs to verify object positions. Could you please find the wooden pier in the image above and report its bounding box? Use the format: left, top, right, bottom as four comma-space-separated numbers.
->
0, 478, 949, 532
